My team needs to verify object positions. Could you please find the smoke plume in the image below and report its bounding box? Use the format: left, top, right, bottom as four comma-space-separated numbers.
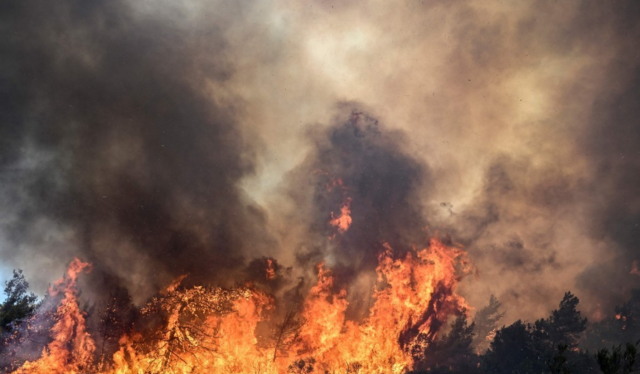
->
1, 0, 640, 326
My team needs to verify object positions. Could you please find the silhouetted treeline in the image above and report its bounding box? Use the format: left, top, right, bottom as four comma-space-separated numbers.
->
411, 291, 640, 374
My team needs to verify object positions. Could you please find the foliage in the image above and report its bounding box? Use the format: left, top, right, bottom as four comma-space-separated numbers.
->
411, 312, 478, 374
0, 270, 47, 372
139, 284, 251, 373
95, 286, 137, 367
586, 289, 640, 352
482, 292, 591, 374
0, 270, 39, 331
596, 342, 639, 374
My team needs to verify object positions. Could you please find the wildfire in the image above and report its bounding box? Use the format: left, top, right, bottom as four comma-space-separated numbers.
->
7, 237, 468, 374
329, 197, 353, 234
14, 259, 94, 374
7, 176, 470, 374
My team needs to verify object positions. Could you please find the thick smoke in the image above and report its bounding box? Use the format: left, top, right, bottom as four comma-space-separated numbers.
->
287, 107, 430, 277
426, 1, 640, 320
2, 0, 640, 326
0, 0, 274, 300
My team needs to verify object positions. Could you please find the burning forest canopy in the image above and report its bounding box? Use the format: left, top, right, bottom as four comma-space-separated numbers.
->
1, 1, 640, 373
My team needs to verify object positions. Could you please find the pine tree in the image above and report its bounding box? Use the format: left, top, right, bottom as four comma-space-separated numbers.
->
0, 270, 39, 331
412, 312, 477, 373
547, 292, 588, 349
596, 342, 639, 374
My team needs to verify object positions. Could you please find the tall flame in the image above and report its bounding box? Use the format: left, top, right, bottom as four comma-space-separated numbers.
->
14, 259, 94, 374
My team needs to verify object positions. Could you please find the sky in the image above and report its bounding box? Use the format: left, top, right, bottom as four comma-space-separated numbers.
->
1, 0, 640, 323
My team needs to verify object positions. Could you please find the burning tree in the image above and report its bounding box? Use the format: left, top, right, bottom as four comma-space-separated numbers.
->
12, 259, 94, 374
136, 281, 253, 373
270, 302, 306, 363
95, 286, 137, 369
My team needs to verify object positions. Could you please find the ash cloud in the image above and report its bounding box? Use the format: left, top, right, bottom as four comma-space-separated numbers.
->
0, 0, 274, 300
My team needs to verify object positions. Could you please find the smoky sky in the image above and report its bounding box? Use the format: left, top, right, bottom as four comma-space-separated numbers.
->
1, 0, 640, 324
0, 0, 274, 299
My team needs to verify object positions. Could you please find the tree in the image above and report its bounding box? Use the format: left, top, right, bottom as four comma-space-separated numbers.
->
480, 292, 598, 374
586, 289, 640, 351
271, 308, 305, 362
0, 270, 41, 371
547, 292, 588, 350
412, 312, 477, 373
596, 342, 639, 374
0, 270, 39, 331
140, 284, 250, 373
473, 295, 505, 353
271, 283, 306, 363
532, 292, 587, 353
548, 344, 571, 374
95, 286, 137, 368
481, 320, 546, 374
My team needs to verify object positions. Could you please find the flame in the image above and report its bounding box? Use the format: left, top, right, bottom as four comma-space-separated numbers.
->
10, 238, 468, 374
329, 197, 353, 234
14, 258, 94, 374
266, 259, 276, 281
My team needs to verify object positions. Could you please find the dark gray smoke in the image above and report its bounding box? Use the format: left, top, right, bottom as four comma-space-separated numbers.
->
0, 0, 274, 299
286, 106, 432, 289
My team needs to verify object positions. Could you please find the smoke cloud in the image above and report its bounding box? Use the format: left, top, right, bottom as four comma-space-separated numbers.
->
1, 0, 640, 325
0, 0, 275, 300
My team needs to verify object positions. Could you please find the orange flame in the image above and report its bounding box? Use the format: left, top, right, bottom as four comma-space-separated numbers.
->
15, 258, 93, 374
266, 259, 276, 281
329, 197, 353, 234
11, 238, 468, 374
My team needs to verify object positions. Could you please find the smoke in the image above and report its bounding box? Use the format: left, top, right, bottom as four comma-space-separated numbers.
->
1, 0, 640, 325
0, 0, 275, 301
285, 106, 431, 281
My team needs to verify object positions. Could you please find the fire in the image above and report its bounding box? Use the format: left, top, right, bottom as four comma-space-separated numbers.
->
9, 187, 469, 374
9, 238, 468, 374
14, 259, 93, 374
266, 259, 276, 281
329, 197, 353, 234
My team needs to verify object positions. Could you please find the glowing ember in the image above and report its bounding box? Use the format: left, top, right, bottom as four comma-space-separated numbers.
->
329, 197, 353, 234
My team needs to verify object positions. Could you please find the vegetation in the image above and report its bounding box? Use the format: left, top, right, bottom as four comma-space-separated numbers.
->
0, 270, 39, 332
0, 270, 41, 372
411, 291, 639, 374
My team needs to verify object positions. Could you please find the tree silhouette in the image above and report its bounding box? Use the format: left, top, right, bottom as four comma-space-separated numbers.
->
473, 295, 505, 353
95, 287, 137, 368
411, 312, 477, 373
596, 341, 639, 374
546, 292, 588, 350
482, 320, 546, 373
